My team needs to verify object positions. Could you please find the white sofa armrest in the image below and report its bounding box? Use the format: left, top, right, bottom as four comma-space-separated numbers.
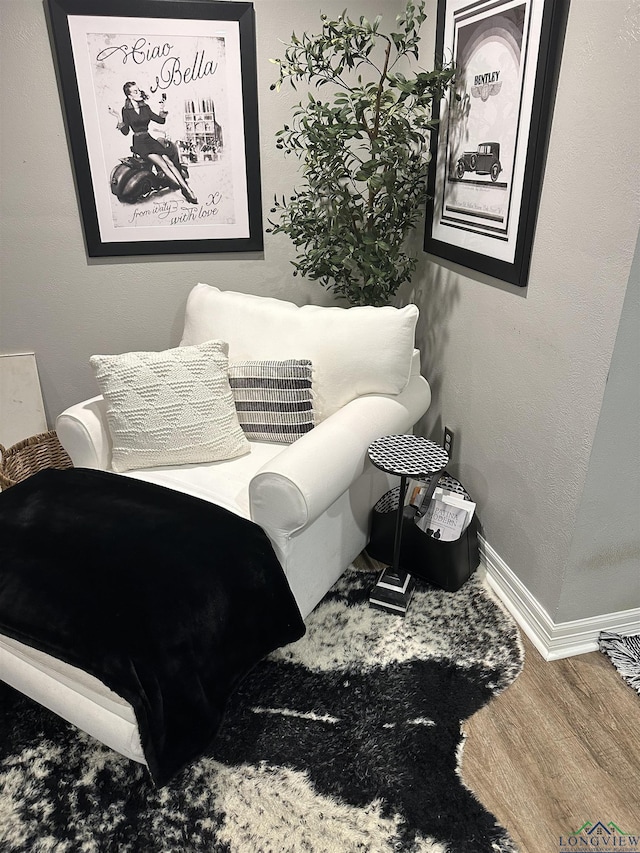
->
56, 396, 112, 469
249, 373, 430, 534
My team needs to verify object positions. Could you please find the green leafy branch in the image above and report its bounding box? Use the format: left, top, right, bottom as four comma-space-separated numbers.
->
267, 1, 455, 305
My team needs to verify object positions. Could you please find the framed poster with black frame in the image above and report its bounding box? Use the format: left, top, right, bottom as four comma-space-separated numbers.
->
46, 0, 263, 257
423, 0, 568, 286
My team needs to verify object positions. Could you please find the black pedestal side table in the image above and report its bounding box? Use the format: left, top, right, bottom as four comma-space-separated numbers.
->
367, 435, 449, 614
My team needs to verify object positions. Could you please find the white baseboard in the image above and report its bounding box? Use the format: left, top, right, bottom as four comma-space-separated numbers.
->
479, 536, 640, 660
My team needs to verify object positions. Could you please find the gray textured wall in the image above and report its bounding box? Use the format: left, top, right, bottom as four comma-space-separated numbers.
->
402, 0, 640, 622
558, 229, 640, 622
1, 0, 638, 626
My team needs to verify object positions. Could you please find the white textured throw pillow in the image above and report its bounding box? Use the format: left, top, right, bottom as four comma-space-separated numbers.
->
90, 341, 250, 473
180, 284, 419, 421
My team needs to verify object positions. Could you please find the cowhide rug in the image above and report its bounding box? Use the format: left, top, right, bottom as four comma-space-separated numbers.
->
0, 560, 523, 852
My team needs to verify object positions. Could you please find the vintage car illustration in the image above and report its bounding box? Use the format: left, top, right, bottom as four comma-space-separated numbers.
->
455, 142, 502, 182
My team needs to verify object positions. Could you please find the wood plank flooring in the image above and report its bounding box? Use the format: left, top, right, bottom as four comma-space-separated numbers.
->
462, 631, 640, 851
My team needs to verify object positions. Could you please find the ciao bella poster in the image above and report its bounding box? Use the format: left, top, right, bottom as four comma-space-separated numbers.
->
68, 15, 251, 245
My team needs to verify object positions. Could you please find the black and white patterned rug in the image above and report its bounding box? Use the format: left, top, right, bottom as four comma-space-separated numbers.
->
599, 631, 640, 695
0, 562, 523, 852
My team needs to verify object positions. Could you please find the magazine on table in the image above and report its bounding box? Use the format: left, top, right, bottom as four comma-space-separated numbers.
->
405, 480, 475, 541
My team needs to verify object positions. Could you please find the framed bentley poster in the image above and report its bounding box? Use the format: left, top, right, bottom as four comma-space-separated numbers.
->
46, 0, 263, 257
424, 0, 568, 286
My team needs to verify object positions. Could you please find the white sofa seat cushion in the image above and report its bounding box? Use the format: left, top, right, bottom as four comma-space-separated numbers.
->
180, 283, 419, 421
122, 441, 286, 519
0, 632, 145, 764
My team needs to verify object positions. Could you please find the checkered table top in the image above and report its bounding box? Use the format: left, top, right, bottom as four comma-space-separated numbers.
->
368, 434, 449, 478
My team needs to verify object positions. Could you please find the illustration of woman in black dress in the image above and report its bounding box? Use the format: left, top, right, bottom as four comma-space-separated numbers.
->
108, 82, 198, 204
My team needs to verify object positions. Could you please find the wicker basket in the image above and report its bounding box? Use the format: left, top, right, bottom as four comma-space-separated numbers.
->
0, 430, 73, 490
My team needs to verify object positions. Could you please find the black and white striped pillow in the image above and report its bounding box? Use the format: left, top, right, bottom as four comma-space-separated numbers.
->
228, 359, 314, 443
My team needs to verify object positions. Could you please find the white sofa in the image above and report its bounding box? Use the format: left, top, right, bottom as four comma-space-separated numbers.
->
0, 284, 431, 767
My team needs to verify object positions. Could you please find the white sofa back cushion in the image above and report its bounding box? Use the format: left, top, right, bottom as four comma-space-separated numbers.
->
180, 283, 419, 421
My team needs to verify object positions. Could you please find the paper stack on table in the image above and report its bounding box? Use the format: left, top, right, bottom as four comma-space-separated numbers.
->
410, 485, 476, 541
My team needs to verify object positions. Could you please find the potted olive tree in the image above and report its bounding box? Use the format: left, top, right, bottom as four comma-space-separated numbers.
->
267, 1, 455, 306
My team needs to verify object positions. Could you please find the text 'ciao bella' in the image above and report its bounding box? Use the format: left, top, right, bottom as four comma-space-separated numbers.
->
96, 38, 219, 93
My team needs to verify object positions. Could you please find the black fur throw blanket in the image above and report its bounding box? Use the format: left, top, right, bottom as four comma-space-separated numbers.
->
0, 468, 305, 786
